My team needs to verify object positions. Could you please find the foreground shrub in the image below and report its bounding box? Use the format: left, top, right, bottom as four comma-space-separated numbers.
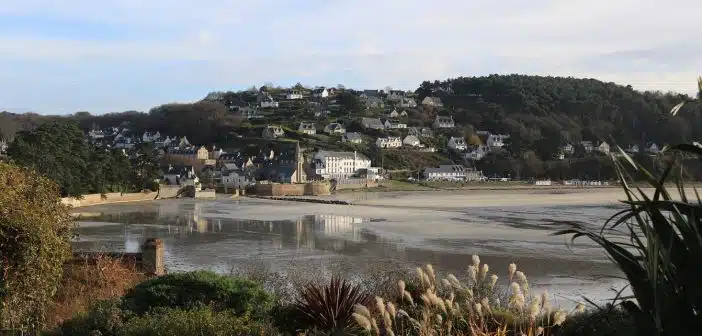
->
557, 141, 702, 335
291, 276, 372, 335
48, 299, 130, 336
118, 307, 270, 336
121, 270, 273, 318
353, 257, 576, 335
47, 255, 146, 329
0, 162, 74, 333
554, 306, 636, 336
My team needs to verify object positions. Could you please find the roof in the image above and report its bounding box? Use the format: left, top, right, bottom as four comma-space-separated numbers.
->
425, 165, 472, 173
345, 132, 362, 140
316, 150, 369, 161
326, 123, 344, 130
403, 135, 420, 142
299, 122, 315, 130
361, 117, 383, 125
436, 115, 453, 122
162, 165, 194, 175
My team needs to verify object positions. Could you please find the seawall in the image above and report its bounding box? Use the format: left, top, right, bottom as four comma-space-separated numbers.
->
61, 186, 180, 208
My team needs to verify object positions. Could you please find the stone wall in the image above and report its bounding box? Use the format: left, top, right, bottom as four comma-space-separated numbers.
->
68, 238, 166, 276
254, 182, 330, 196
335, 179, 379, 190
61, 185, 180, 208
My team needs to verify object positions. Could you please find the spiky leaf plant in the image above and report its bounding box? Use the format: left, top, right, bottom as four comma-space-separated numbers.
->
293, 276, 372, 335
555, 82, 702, 336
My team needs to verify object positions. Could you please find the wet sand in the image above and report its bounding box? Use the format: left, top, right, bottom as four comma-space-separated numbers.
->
72, 188, 649, 308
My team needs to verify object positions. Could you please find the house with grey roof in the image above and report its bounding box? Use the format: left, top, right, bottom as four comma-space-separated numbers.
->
361, 117, 385, 130
433, 115, 455, 129
298, 122, 316, 135
343, 132, 363, 144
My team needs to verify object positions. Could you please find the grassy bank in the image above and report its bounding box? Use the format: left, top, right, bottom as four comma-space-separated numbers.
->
43, 256, 638, 336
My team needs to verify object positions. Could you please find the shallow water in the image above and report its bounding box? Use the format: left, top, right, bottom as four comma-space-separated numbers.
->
73, 196, 629, 308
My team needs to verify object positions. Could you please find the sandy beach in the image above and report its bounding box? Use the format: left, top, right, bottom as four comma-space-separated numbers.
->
72, 186, 672, 308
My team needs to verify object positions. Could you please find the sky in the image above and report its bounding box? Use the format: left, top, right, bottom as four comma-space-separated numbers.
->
0, 0, 700, 114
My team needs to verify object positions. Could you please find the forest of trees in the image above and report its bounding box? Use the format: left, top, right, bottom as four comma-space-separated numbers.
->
1, 74, 700, 181
6, 122, 161, 197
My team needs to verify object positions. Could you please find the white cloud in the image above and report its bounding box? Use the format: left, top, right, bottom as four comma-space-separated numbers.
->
0, 0, 700, 112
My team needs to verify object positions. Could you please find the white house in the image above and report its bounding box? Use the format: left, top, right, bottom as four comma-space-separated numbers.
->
422, 96, 443, 107
343, 132, 363, 144
221, 170, 253, 189
298, 122, 316, 135
260, 100, 279, 108
313, 150, 372, 179
88, 129, 105, 140
386, 90, 405, 102
262, 125, 285, 139
162, 165, 199, 186
286, 89, 304, 100
465, 145, 490, 161
448, 137, 468, 151
384, 119, 407, 129
424, 165, 483, 181
142, 131, 161, 143
324, 122, 346, 135
388, 109, 400, 118
597, 141, 610, 154
361, 117, 385, 130
580, 141, 594, 153
488, 134, 509, 148
402, 135, 422, 147
312, 88, 329, 98
399, 97, 417, 108
433, 115, 455, 128
376, 137, 402, 149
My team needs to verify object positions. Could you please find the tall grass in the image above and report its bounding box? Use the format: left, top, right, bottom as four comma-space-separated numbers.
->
556, 81, 702, 336
352, 257, 580, 336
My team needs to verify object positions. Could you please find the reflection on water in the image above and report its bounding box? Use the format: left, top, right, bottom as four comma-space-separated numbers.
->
74, 201, 410, 273
73, 198, 628, 307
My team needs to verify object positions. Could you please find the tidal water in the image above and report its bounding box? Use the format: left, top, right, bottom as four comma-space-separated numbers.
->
73, 197, 627, 308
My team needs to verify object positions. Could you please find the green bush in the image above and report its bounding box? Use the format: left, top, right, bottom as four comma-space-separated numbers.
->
118, 307, 268, 336
554, 307, 636, 336
49, 299, 130, 336
0, 162, 74, 333
121, 271, 273, 318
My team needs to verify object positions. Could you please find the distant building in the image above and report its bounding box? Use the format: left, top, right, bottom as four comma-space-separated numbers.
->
402, 135, 423, 147
448, 137, 467, 151
383, 119, 407, 129
465, 145, 490, 161
361, 117, 385, 130
313, 150, 372, 179
399, 97, 417, 108
298, 122, 316, 135
422, 96, 443, 107
432, 115, 455, 128
324, 123, 346, 135
343, 132, 363, 144
408, 127, 434, 138
162, 164, 199, 186
262, 125, 285, 139
424, 165, 483, 181
376, 137, 402, 149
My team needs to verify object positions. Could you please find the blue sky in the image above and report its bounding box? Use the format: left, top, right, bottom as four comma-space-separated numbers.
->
0, 0, 700, 114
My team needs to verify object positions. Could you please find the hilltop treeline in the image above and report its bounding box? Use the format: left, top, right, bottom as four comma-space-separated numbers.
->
416, 75, 701, 159
2, 74, 700, 180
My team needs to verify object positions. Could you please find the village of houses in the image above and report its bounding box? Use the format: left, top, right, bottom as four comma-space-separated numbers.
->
76, 85, 666, 195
